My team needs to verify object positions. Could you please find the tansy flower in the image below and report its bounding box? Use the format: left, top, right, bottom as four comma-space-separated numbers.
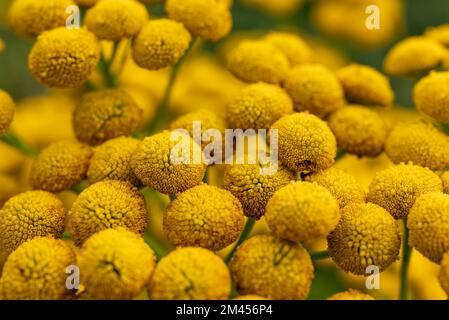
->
408, 192, 449, 263
226, 82, 293, 130
131, 131, 206, 195
132, 19, 192, 70
0, 191, 66, 257
87, 137, 140, 186
28, 28, 100, 88
438, 250, 449, 295
263, 32, 311, 66
265, 181, 340, 241
166, 0, 232, 41
79, 228, 156, 299
367, 163, 442, 219
327, 289, 375, 300
69, 180, 148, 245
73, 89, 143, 146
30, 141, 93, 193
233, 295, 268, 300
271, 112, 337, 173
227, 40, 290, 84
304, 167, 365, 208
327, 202, 401, 275
230, 234, 314, 300
0, 237, 76, 300
413, 71, 449, 123
223, 163, 295, 219
425, 24, 449, 47
240, 0, 304, 16
8, 0, 75, 37
336, 64, 394, 107
0, 89, 15, 135
85, 0, 149, 41
328, 105, 388, 157
149, 247, 231, 300
383, 36, 446, 77
283, 64, 345, 118
385, 121, 449, 171
163, 185, 245, 251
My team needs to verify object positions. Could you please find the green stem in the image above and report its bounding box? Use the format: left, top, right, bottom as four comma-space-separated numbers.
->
169, 194, 177, 201
400, 218, 412, 300
143, 38, 197, 136
310, 250, 330, 261
225, 218, 256, 264
0, 132, 38, 156
335, 149, 346, 161
98, 42, 118, 88
143, 232, 168, 260
202, 167, 209, 184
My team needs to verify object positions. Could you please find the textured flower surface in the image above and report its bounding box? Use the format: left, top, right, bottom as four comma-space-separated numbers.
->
149, 247, 231, 300
0, 237, 76, 300
271, 112, 337, 172
304, 167, 365, 208
439, 250, 449, 295
164, 185, 245, 251
327, 289, 374, 300
0, 89, 15, 135
85, 0, 149, 41
79, 228, 156, 299
227, 40, 290, 84
327, 202, 401, 275
131, 131, 206, 194
408, 192, 449, 263
133, 19, 191, 70
74, 89, 143, 146
367, 163, 443, 219
230, 234, 314, 300
263, 32, 311, 66
0, 191, 66, 257
223, 163, 295, 219
30, 140, 93, 193
284, 64, 345, 118
69, 180, 148, 245
265, 181, 340, 241
28, 28, 100, 88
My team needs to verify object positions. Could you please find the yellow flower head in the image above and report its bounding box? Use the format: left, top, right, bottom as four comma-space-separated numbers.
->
230, 234, 314, 300
131, 131, 206, 195
69, 180, 148, 245
327, 202, 401, 275
271, 112, 337, 172
30, 141, 93, 193
227, 40, 290, 84
233, 294, 268, 300
304, 167, 365, 208
328, 105, 387, 157
385, 121, 449, 171
149, 247, 231, 300
132, 19, 191, 70
85, 0, 149, 41
263, 32, 312, 66
367, 163, 442, 219
241, 0, 304, 16
284, 64, 345, 118
438, 250, 449, 296
166, 0, 232, 41
0, 89, 15, 135
337, 64, 394, 107
223, 163, 295, 219
28, 27, 100, 88
79, 228, 156, 299
265, 181, 340, 241
74, 89, 143, 146
413, 71, 449, 123
0, 191, 66, 257
327, 289, 375, 300
383, 36, 446, 76
0, 237, 76, 300
408, 192, 449, 263
8, 0, 75, 37
163, 184, 245, 251
425, 24, 449, 47
87, 137, 140, 186
227, 82, 293, 130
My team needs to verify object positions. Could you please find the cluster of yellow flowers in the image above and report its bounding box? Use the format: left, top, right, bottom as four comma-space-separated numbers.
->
1, 0, 449, 301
